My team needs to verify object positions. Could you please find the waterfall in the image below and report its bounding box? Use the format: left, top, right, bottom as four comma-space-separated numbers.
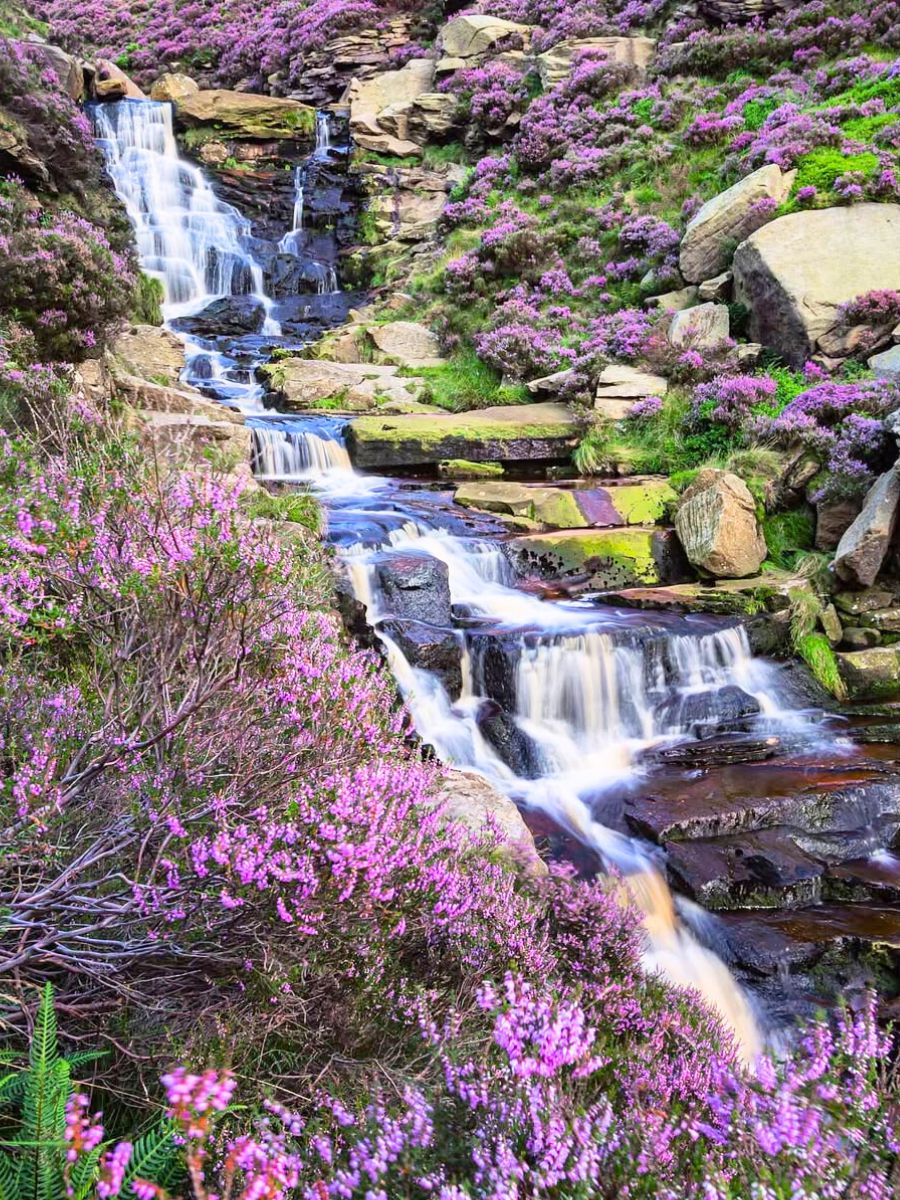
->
250, 419, 352, 481
91, 100, 280, 337
278, 110, 332, 253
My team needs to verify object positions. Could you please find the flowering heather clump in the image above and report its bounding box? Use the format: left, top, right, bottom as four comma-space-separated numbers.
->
689, 373, 779, 433
758, 376, 900, 499
831, 288, 900, 354
0, 181, 135, 360
442, 61, 529, 136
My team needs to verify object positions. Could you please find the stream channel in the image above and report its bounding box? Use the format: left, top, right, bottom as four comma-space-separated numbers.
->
92, 96, 900, 1054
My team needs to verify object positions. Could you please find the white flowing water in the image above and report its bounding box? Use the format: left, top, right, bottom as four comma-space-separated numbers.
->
96, 102, 771, 1059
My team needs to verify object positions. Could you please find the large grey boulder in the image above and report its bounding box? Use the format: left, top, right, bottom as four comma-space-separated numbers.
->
834, 465, 900, 588
733, 204, 900, 367
680, 165, 794, 284
675, 470, 767, 578
869, 345, 900, 382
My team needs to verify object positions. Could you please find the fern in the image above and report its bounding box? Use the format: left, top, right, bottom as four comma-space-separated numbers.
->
0, 1151, 18, 1200
122, 1121, 181, 1199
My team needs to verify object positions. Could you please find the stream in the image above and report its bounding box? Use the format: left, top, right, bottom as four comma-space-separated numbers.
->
92, 97, 900, 1055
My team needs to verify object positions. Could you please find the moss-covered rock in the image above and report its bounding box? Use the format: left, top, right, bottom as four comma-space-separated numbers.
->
176, 90, 316, 140
508, 527, 693, 588
837, 647, 900, 701
346, 403, 579, 468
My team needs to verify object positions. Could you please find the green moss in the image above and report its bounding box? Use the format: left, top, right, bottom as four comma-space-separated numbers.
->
411, 350, 528, 413
609, 481, 677, 525
794, 148, 880, 194
796, 632, 848, 701
242, 489, 320, 533
439, 459, 505, 479
513, 528, 661, 583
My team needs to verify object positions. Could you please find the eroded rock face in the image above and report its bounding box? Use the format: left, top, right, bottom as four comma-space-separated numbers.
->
26, 43, 84, 101
733, 204, 900, 367
536, 36, 655, 87
438, 15, 533, 63
348, 58, 438, 156
834, 465, 900, 588
679, 165, 793, 284
674, 470, 766, 578
113, 325, 187, 386
668, 303, 730, 350
176, 90, 315, 139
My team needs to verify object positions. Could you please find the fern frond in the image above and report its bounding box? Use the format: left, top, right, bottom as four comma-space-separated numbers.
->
67, 1050, 108, 1072
0, 1072, 26, 1105
29, 985, 59, 1076
69, 1146, 102, 1200
123, 1122, 181, 1198
0, 1150, 20, 1200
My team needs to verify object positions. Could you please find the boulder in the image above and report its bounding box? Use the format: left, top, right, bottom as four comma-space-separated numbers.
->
176, 90, 315, 139
348, 58, 436, 156
668, 303, 730, 350
536, 36, 655, 88
438, 15, 533, 62
842, 627, 881, 650
346, 403, 579, 469
437, 769, 547, 876
834, 588, 896, 616
367, 320, 444, 368
93, 59, 145, 100
25, 43, 84, 101
354, 162, 462, 243
674, 470, 766, 578
868, 344, 900, 381
139, 410, 252, 477
113, 325, 186, 385
455, 478, 676, 530
679, 165, 793, 283
837, 647, 900, 701
507, 527, 693, 588
263, 358, 422, 411
527, 368, 576, 396
698, 271, 733, 302
834, 466, 900, 588
373, 552, 453, 627
149, 73, 200, 103
170, 296, 266, 337
732, 204, 900, 367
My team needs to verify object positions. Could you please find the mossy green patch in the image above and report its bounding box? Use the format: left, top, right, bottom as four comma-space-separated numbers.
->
609, 481, 677, 525
510, 527, 664, 585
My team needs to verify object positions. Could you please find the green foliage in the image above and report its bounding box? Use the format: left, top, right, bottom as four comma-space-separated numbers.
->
795, 631, 848, 701
131, 272, 164, 326
762, 508, 815, 569
243, 488, 321, 533
794, 147, 880, 194
414, 349, 527, 412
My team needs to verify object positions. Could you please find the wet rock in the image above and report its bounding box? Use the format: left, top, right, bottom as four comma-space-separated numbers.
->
346, 403, 579, 469
149, 73, 199, 103
380, 617, 462, 698
680, 165, 793, 283
437, 769, 547, 876
646, 734, 781, 769
837, 647, 900, 701
536, 36, 655, 87
732, 204, 900, 366
667, 303, 730, 350
507, 527, 693, 588
675, 470, 766, 578
177, 90, 315, 140
654, 685, 762, 736
171, 296, 267, 337
834, 465, 900, 588
666, 827, 824, 910
477, 706, 544, 779
374, 552, 453, 627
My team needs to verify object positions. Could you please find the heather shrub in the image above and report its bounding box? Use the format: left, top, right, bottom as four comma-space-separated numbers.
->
0, 180, 135, 360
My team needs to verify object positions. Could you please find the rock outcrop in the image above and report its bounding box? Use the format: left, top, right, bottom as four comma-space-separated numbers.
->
594, 364, 667, 419
367, 321, 444, 368
667, 303, 730, 349
176, 90, 315, 140
536, 37, 655, 87
437, 769, 547, 877
508, 527, 693, 588
679, 165, 794, 283
733, 204, 900, 367
675, 470, 767, 578
149, 73, 199, 103
455, 479, 676, 530
834, 465, 900, 588
348, 59, 456, 156
437, 15, 533, 68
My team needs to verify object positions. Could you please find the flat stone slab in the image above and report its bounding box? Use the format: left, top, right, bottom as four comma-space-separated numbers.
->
666, 827, 825, 910
454, 478, 675, 531
592, 572, 810, 616
507, 526, 692, 588
346, 403, 578, 468
176, 90, 316, 139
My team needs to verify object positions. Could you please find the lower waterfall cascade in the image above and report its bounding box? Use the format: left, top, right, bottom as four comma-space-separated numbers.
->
91, 94, 877, 1063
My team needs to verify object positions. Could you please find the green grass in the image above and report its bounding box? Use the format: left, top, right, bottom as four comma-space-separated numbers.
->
410, 349, 529, 412
132, 272, 164, 326
793, 147, 880, 194
796, 631, 848, 700
762, 508, 815, 569
243, 489, 320, 533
